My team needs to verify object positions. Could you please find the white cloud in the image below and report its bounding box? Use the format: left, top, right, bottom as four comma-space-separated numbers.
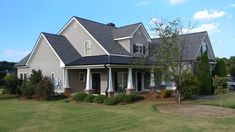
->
185, 23, 220, 33
2, 49, 30, 61
169, 0, 186, 5
193, 9, 226, 20
136, 1, 150, 6
150, 17, 160, 25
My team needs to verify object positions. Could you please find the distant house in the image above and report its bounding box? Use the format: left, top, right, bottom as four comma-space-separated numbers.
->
14, 16, 216, 95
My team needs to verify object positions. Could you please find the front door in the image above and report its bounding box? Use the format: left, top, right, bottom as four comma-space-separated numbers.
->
92, 73, 100, 94
137, 72, 142, 91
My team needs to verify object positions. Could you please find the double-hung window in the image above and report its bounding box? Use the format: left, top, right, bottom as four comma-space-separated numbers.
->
84, 40, 91, 56
79, 72, 85, 82
133, 43, 145, 54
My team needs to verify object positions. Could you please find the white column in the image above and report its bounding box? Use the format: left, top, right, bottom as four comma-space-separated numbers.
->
107, 67, 113, 92
127, 68, 133, 89
150, 68, 156, 87
64, 68, 69, 88
85, 68, 92, 90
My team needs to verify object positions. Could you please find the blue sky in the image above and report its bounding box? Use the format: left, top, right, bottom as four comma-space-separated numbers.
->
0, 0, 234, 62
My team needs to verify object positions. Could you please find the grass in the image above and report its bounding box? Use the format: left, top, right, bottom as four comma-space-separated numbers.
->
0, 93, 235, 132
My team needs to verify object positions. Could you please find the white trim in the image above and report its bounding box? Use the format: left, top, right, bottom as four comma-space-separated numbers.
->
109, 54, 130, 57
130, 24, 152, 42
66, 65, 106, 69
113, 36, 131, 41
25, 33, 65, 67
25, 34, 42, 65
58, 17, 110, 55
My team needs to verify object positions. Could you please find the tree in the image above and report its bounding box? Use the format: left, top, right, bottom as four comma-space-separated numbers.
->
213, 76, 228, 109
151, 18, 196, 104
195, 52, 212, 95
230, 63, 235, 78
214, 58, 227, 77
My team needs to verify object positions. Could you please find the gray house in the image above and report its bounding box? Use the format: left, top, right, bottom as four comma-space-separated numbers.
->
15, 16, 216, 95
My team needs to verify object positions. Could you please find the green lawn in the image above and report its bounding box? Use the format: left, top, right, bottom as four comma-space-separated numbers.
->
0, 93, 235, 132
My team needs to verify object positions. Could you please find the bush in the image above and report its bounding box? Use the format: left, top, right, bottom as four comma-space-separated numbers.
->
35, 77, 54, 98
104, 97, 118, 105
93, 95, 107, 104
166, 90, 173, 97
159, 89, 167, 98
129, 94, 144, 101
3, 74, 20, 94
29, 69, 43, 85
84, 95, 95, 103
181, 73, 199, 99
115, 94, 132, 104
73, 92, 88, 102
230, 64, 235, 78
20, 80, 34, 98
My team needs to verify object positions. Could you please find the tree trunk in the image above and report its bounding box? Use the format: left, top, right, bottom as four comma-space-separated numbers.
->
177, 90, 182, 104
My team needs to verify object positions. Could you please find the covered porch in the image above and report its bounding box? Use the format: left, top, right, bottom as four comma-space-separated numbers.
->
63, 64, 157, 96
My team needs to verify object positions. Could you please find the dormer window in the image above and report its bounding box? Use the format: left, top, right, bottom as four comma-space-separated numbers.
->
133, 43, 146, 54
84, 40, 91, 56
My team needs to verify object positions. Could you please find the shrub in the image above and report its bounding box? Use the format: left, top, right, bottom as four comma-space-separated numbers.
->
29, 69, 43, 85
104, 97, 118, 105
3, 74, 20, 94
20, 80, 34, 98
35, 77, 54, 98
129, 94, 144, 101
84, 95, 95, 103
115, 94, 132, 104
73, 92, 88, 102
159, 89, 167, 98
166, 90, 173, 97
181, 73, 199, 99
93, 95, 107, 104
230, 63, 235, 78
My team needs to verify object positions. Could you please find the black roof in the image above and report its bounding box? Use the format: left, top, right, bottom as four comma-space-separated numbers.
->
14, 53, 31, 67
112, 23, 141, 39
74, 17, 130, 55
67, 55, 153, 66
42, 33, 81, 64
149, 31, 215, 61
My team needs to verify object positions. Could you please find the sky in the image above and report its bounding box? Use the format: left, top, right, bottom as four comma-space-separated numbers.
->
0, 0, 235, 62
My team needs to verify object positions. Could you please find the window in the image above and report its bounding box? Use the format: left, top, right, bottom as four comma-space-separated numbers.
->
51, 73, 55, 82
133, 43, 145, 54
20, 73, 23, 80
24, 73, 27, 80
201, 42, 207, 54
79, 72, 85, 82
117, 72, 128, 91
84, 40, 91, 56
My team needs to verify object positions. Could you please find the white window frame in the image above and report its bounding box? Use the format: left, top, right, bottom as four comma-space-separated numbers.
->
135, 43, 144, 54
84, 40, 91, 56
79, 72, 85, 82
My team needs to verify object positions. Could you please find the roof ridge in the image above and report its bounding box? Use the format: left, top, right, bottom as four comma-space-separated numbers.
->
151, 31, 207, 40
116, 22, 142, 29
74, 16, 113, 27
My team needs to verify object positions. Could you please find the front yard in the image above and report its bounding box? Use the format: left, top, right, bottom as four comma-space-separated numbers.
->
0, 92, 235, 132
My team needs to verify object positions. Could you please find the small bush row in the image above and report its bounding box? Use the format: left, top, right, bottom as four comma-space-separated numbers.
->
73, 93, 144, 105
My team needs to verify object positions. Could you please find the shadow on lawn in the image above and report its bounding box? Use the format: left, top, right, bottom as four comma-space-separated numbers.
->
0, 94, 20, 100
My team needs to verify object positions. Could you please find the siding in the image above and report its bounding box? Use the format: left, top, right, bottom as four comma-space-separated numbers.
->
26, 37, 64, 86
131, 27, 148, 57
17, 67, 30, 78
60, 20, 106, 56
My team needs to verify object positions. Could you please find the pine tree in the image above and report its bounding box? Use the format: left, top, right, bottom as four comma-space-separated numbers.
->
195, 52, 212, 95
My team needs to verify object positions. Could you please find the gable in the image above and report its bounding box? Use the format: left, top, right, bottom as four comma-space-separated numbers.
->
58, 18, 108, 56
26, 34, 65, 67
27, 36, 62, 68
